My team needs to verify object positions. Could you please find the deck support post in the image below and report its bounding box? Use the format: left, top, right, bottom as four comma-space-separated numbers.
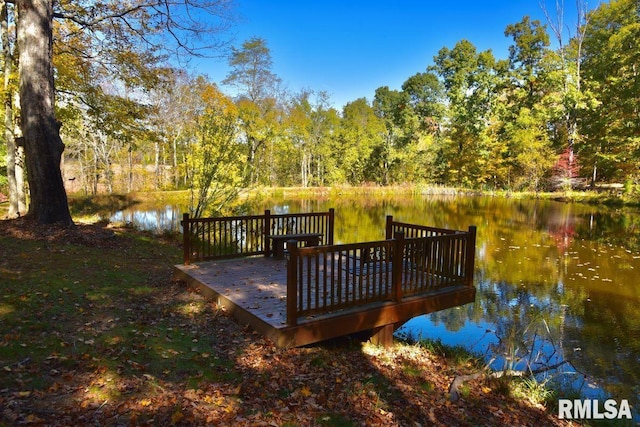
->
286, 240, 298, 326
182, 213, 191, 265
392, 231, 404, 302
264, 209, 271, 257
465, 225, 477, 287
370, 324, 395, 348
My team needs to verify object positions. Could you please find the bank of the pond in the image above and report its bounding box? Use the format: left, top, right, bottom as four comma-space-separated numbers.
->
247, 184, 640, 208
66, 184, 640, 217
0, 217, 578, 426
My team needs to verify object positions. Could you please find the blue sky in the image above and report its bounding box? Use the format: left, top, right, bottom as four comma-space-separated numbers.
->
197, 0, 596, 109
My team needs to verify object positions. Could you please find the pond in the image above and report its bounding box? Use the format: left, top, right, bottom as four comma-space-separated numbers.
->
112, 194, 640, 415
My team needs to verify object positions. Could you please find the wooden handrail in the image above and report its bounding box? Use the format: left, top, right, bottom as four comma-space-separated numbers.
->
181, 209, 335, 264
286, 226, 476, 323
386, 215, 458, 238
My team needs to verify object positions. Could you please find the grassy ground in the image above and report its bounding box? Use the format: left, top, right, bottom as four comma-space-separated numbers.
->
0, 217, 583, 426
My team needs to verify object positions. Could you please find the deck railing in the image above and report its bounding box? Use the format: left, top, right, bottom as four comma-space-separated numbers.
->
181, 209, 334, 264
286, 226, 476, 326
385, 215, 458, 239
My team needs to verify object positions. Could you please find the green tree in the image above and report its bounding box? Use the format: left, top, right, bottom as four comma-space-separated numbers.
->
285, 90, 338, 187
187, 83, 243, 217
401, 72, 445, 136
223, 37, 283, 185
580, 0, 640, 184
394, 72, 445, 183
224, 37, 281, 103
431, 40, 500, 187
500, 17, 559, 190
504, 16, 551, 109
338, 98, 385, 184
372, 86, 409, 184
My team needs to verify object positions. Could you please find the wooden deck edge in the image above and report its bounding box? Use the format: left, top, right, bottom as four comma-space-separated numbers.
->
173, 264, 475, 349
172, 265, 289, 346
278, 286, 476, 348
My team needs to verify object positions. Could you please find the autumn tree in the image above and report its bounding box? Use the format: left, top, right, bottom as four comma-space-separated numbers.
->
541, 0, 592, 188
235, 96, 283, 185
5, 0, 235, 224
146, 70, 203, 190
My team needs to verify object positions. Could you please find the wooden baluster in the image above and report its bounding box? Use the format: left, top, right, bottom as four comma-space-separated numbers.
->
286, 240, 298, 326
392, 232, 404, 302
182, 213, 190, 265
328, 208, 335, 245
264, 210, 271, 257
385, 215, 393, 240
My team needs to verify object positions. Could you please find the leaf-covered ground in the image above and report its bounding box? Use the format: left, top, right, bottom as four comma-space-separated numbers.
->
0, 218, 577, 426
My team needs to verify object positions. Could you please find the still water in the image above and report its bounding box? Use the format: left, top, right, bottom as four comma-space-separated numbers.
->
112, 195, 640, 412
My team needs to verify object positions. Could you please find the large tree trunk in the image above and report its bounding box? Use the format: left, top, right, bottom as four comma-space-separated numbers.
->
16, 0, 72, 225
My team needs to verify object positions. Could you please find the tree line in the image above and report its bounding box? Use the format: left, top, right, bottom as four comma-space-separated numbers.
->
1, 0, 638, 222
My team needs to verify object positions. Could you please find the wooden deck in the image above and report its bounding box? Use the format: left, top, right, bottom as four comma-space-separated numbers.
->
173, 257, 476, 348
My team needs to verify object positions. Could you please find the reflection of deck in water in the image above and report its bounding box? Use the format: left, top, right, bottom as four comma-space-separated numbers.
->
173, 256, 475, 348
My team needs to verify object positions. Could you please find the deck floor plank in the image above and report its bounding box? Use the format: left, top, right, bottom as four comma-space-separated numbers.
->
175, 257, 290, 327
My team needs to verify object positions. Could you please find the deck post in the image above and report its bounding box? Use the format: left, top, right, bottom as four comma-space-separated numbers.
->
465, 225, 477, 287
392, 231, 404, 302
264, 209, 271, 257
286, 240, 298, 326
385, 215, 393, 240
370, 324, 394, 348
182, 213, 191, 265
328, 208, 335, 245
